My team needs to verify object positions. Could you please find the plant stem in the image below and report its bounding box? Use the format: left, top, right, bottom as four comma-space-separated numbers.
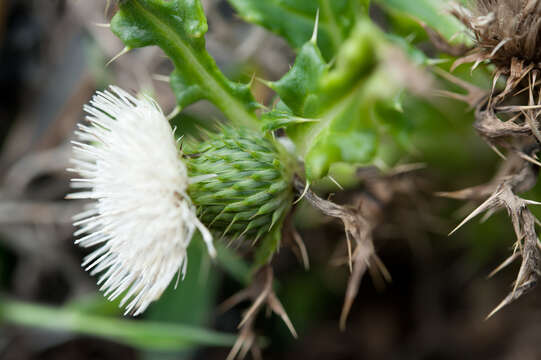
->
127, 0, 259, 129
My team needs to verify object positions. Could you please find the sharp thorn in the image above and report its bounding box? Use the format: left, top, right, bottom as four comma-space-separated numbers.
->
152, 74, 171, 82
268, 293, 298, 338
485, 296, 510, 320
93, 22, 110, 28
310, 9, 320, 44
166, 106, 181, 120
106, 46, 130, 66
488, 252, 519, 278
449, 195, 499, 236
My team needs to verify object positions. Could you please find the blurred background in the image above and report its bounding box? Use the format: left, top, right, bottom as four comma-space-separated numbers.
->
1, 0, 541, 359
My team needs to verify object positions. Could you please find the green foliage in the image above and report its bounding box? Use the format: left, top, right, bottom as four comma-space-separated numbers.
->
227, 0, 369, 61
111, 0, 259, 128
215, 242, 252, 284
111, 0, 419, 181
374, 0, 468, 43
267, 19, 405, 179
186, 127, 294, 263
269, 40, 327, 116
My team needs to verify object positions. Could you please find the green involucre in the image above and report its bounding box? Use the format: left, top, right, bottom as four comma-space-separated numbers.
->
186, 128, 294, 244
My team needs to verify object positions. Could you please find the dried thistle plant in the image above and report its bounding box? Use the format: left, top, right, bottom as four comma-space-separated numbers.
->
432, 0, 541, 316
450, 0, 541, 103
451, 0, 541, 72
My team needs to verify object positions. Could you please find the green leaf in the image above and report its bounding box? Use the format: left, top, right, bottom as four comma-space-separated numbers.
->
270, 19, 403, 180
111, 0, 258, 128
227, 0, 368, 60
0, 299, 236, 351
66, 294, 123, 317
215, 242, 252, 285
268, 40, 327, 116
374, 0, 467, 43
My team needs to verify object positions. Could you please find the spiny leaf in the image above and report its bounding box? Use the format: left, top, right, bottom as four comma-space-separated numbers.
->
272, 19, 406, 180
111, 0, 258, 128
227, 0, 368, 60
268, 40, 327, 117
261, 109, 319, 132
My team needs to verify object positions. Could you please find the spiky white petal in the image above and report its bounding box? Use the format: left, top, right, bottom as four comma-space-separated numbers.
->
68, 86, 214, 316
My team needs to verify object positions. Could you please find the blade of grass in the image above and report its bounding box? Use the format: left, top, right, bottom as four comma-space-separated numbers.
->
0, 299, 236, 351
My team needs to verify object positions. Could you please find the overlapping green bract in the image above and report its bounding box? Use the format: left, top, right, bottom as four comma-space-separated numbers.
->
186, 128, 293, 247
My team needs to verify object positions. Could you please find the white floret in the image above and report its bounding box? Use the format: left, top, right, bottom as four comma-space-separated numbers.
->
68, 86, 214, 316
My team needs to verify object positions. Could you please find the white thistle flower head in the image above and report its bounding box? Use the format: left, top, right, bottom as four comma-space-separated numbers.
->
68, 86, 215, 316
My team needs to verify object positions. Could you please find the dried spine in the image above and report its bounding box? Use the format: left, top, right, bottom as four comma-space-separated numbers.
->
435, 0, 541, 315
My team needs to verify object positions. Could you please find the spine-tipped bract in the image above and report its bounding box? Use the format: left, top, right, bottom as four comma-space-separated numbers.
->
186, 128, 294, 243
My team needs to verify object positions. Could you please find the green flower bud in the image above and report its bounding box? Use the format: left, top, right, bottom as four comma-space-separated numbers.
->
186, 127, 294, 243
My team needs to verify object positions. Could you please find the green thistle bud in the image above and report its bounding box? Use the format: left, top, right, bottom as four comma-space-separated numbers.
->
185, 127, 294, 243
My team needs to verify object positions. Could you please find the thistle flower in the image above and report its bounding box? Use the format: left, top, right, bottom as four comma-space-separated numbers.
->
68, 86, 214, 316
452, 0, 541, 71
